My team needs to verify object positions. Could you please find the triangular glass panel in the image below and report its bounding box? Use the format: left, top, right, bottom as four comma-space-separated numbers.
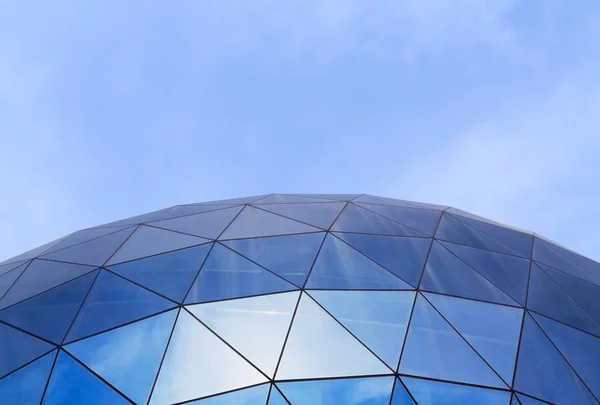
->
268, 386, 291, 405
420, 242, 518, 306
0, 235, 67, 266
42, 351, 130, 405
356, 203, 442, 237
334, 233, 430, 287
42, 225, 133, 256
513, 314, 597, 405
187, 291, 299, 377
399, 295, 506, 388
0, 260, 97, 310
401, 376, 511, 405
514, 394, 548, 405
0, 262, 28, 300
276, 293, 389, 379
291, 193, 361, 201
65, 270, 177, 343
108, 243, 211, 302
436, 213, 525, 257
0, 322, 54, 378
66, 310, 177, 405
254, 194, 335, 203
0, 271, 98, 343
149, 311, 267, 405
277, 376, 394, 405
331, 204, 425, 237
219, 206, 320, 240
0, 261, 26, 277
91, 207, 169, 229
150, 206, 243, 240
353, 195, 448, 210
533, 238, 600, 286
185, 244, 297, 304
106, 225, 209, 265
390, 379, 416, 405
149, 204, 238, 222
186, 384, 270, 405
424, 292, 523, 385
527, 263, 600, 337
223, 233, 325, 287
306, 235, 412, 290
533, 313, 600, 400
39, 227, 135, 266
0, 350, 55, 405
255, 202, 345, 229
309, 290, 415, 368
441, 241, 530, 306
539, 239, 600, 281
196, 195, 268, 205
511, 394, 521, 405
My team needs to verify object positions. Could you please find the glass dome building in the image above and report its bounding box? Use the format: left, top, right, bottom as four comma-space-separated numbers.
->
0, 194, 599, 405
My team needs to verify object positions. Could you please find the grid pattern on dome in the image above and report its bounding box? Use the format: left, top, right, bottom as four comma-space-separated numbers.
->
0, 193, 599, 405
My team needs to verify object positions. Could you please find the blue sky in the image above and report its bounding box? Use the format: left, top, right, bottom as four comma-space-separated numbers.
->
1, 1, 599, 261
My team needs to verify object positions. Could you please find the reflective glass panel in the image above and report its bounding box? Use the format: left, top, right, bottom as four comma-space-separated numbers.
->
533, 238, 600, 286
390, 378, 416, 405
353, 195, 448, 210
187, 383, 269, 405
149, 204, 238, 222
42, 225, 133, 256
0, 349, 55, 405
331, 204, 425, 237
355, 203, 442, 237
150, 206, 243, 239
268, 386, 291, 405
254, 195, 335, 203
255, 203, 345, 229
401, 376, 511, 405
0, 263, 28, 300
0, 322, 54, 378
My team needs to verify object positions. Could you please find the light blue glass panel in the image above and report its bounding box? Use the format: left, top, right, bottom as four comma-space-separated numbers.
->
334, 233, 430, 287
420, 242, 518, 306
309, 290, 415, 368
66, 310, 177, 405
43, 225, 133, 255
534, 313, 600, 400
355, 203, 442, 237
93, 208, 168, 228
0, 271, 97, 343
306, 235, 412, 290
515, 394, 550, 404
254, 195, 335, 203
42, 351, 130, 405
223, 233, 325, 287
187, 384, 269, 404
0, 263, 28, 300
150, 206, 243, 239
514, 315, 597, 405
187, 291, 299, 377
401, 377, 511, 405
0, 236, 67, 266
106, 225, 209, 265
65, 270, 176, 343
276, 294, 389, 379
331, 204, 425, 237
194, 195, 268, 205
108, 243, 211, 302
185, 244, 297, 304
0, 261, 27, 277
399, 295, 506, 388
277, 376, 394, 405
390, 379, 416, 405
292, 193, 360, 201
220, 206, 319, 240
424, 292, 523, 384
149, 204, 238, 222
268, 386, 291, 405
442, 241, 530, 306
255, 203, 345, 229
533, 237, 600, 286
150, 311, 267, 405
542, 240, 600, 281
0, 350, 55, 405
353, 195, 448, 210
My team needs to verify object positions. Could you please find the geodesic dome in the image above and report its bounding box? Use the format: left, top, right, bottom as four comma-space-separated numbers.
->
0, 193, 599, 405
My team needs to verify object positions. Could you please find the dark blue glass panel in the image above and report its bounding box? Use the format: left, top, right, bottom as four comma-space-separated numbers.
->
534, 313, 600, 400
309, 290, 415, 368
185, 244, 297, 304
306, 235, 412, 290
187, 384, 270, 404
220, 206, 319, 240
40, 228, 135, 266
223, 233, 325, 287
106, 225, 209, 265
401, 376, 511, 405
277, 376, 394, 405
355, 203, 442, 237
399, 295, 506, 388
42, 351, 130, 405
268, 387, 291, 405
515, 394, 548, 404
0, 261, 25, 277
420, 242, 518, 306
255, 202, 345, 229
334, 233, 430, 287
442, 241, 530, 306
0, 260, 96, 310
0, 271, 97, 343
527, 264, 600, 337
331, 204, 425, 237
65, 270, 177, 343
66, 310, 177, 405
42, 225, 133, 256
0, 349, 55, 405
150, 206, 243, 239
390, 379, 416, 405
150, 204, 238, 222
254, 194, 335, 203
436, 214, 525, 257
533, 238, 600, 286
0, 262, 28, 299
0, 322, 54, 378
542, 240, 600, 281
108, 243, 211, 302
353, 195, 448, 210
425, 292, 523, 385
514, 315, 597, 404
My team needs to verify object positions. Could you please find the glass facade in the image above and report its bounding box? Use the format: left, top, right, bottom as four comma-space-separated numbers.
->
0, 193, 599, 404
